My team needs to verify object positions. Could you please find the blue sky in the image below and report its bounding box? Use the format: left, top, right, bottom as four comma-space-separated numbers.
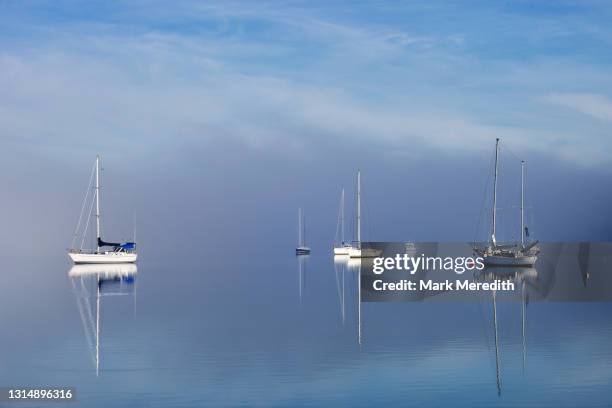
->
1, 0, 612, 166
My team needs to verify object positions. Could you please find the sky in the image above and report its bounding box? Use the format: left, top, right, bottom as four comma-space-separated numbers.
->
1, 0, 612, 256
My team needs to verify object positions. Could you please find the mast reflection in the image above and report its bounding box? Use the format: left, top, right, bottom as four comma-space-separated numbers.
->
333, 255, 362, 345
68, 263, 137, 376
334, 256, 347, 326
475, 266, 537, 396
345, 257, 362, 346
296, 255, 308, 304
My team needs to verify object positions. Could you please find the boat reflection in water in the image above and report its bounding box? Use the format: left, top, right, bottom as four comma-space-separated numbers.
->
332, 255, 363, 345
333, 255, 349, 326
344, 257, 362, 346
68, 263, 138, 376
474, 266, 537, 396
296, 255, 309, 304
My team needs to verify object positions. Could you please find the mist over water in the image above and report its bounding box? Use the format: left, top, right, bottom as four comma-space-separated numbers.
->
2, 137, 612, 260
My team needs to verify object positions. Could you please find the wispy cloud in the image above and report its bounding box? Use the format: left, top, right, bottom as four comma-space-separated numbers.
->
543, 92, 612, 122
1, 0, 612, 167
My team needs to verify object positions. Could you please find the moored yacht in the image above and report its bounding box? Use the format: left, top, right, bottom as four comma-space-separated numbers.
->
473, 139, 538, 266
295, 208, 311, 255
68, 155, 137, 264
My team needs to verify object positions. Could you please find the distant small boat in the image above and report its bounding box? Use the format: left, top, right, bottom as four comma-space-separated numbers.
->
295, 208, 311, 255
474, 139, 539, 266
333, 188, 352, 255
68, 155, 137, 264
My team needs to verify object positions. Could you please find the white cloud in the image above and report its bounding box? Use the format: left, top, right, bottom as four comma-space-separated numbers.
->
1, 47, 603, 167
1, 2, 612, 167
543, 92, 612, 122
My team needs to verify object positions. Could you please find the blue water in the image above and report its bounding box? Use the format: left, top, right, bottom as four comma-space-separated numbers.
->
1, 245, 611, 407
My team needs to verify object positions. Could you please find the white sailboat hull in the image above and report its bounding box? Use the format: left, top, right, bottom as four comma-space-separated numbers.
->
348, 247, 381, 258
483, 255, 537, 267
333, 246, 351, 255
347, 247, 361, 258
69, 251, 137, 264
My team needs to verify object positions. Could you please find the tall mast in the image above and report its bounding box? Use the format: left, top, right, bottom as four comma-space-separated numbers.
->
356, 170, 361, 246
521, 160, 525, 247
95, 155, 101, 253
341, 188, 345, 244
492, 139, 499, 246
298, 208, 302, 247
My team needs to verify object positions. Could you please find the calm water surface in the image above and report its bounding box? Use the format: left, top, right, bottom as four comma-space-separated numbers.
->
1, 239, 611, 407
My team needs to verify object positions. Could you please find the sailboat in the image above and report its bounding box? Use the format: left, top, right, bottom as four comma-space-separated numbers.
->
68, 156, 137, 264
347, 170, 380, 258
333, 188, 352, 255
295, 208, 311, 255
474, 139, 539, 266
